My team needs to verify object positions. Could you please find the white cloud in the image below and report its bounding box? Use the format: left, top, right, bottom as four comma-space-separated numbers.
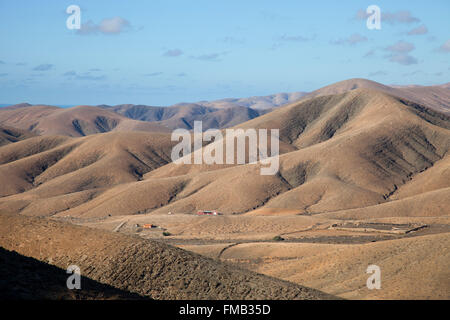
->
386, 41, 415, 53
368, 71, 387, 77
33, 64, 54, 71
190, 51, 229, 61
407, 25, 428, 35
356, 9, 420, 24
388, 54, 418, 65
77, 17, 130, 35
221, 36, 245, 45
331, 33, 367, 46
383, 11, 420, 24
143, 72, 163, 77
437, 40, 450, 53
277, 34, 315, 42
62, 71, 106, 80
163, 49, 183, 57
99, 17, 130, 34
363, 48, 377, 58
385, 41, 417, 65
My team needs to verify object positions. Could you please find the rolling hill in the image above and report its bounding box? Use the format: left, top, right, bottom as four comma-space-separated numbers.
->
0, 105, 170, 137
2, 79, 447, 136
0, 131, 175, 202
0, 87, 448, 219
301, 78, 450, 115
0, 125, 35, 146
99, 103, 268, 130
183, 91, 308, 110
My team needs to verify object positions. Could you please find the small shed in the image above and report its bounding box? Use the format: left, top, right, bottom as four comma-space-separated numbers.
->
197, 210, 220, 216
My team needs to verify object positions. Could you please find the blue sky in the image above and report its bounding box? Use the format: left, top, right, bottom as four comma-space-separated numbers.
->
0, 0, 449, 106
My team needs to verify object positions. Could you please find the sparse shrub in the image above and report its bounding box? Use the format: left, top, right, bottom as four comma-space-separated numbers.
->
273, 235, 284, 241
162, 231, 171, 237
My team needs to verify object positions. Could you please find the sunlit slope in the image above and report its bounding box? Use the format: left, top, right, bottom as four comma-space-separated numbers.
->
0, 87, 448, 218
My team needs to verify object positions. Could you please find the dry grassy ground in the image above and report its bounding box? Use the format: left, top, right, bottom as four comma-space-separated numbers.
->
0, 213, 334, 300
75, 212, 449, 299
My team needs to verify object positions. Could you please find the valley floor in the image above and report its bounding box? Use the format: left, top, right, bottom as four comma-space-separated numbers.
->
71, 211, 450, 300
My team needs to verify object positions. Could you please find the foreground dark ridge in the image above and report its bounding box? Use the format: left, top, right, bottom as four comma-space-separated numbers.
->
0, 213, 336, 300
0, 247, 146, 300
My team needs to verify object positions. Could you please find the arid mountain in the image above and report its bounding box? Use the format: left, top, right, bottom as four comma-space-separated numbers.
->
2, 79, 447, 136
302, 78, 450, 114
98, 91, 307, 129
96, 88, 446, 218
1, 79, 449, 299
1, 87, 448, 219
0, 105, 170, 137
184, 91, 308, 110
304, 78, 394, 99
99, 103, 268, 130
0, 103, 33, 110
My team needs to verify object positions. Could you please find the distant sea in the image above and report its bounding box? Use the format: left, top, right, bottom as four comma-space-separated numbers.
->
0, 104, 76, 108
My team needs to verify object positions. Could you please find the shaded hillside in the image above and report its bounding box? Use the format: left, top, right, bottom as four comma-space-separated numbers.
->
0, 213, 334, 300
0, 125, 35, 146
0, 131, 175, 201
0, 247, 146, 300
100, 103, 268, 130
100, 103, 214, 122
185, 91, 308, 110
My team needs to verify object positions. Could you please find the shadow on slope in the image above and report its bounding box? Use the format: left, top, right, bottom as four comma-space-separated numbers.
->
0, 247, 146, 300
